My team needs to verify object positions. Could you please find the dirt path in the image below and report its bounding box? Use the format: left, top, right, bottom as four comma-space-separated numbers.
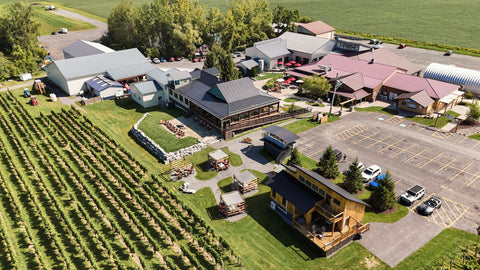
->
37, 9, 108, 60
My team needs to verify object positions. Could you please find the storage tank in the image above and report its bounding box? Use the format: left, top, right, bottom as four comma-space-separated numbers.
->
424, 63, 480, 94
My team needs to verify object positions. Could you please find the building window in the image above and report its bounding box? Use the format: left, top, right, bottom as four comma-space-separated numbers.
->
311, 185, 318, 193
408, 103, 416, 109
175, 80, 180, 85
282, 197, 286, 206
401, 101, 406, 106
299, 176, 305, 183
272, 190, 276, 199
333, 198, 340, 206
408, 99, 414, 103
317, 189, 325, 200
305, 180, 312, 188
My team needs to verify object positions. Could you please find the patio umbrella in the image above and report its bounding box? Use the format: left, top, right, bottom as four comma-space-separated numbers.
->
296, 79, 304, 84
290, 78, 296, 82
285, 63, 292, 67
277, 61, 283, 65
289, 60, 296, 64
276, 78, 284, 82
294, 63, 301, 67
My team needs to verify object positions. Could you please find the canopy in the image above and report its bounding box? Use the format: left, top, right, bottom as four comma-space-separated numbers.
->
296, 79, 304, 83
276, 78, 284, 82
208, 149, 228, 161
294, 63, 301, 67
285, 63, 292, 66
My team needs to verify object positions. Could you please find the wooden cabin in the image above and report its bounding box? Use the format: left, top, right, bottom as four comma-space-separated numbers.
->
268, 165, 370, 257
233, 170, 258, 194
208, 149, 230, 171
218, 191, 247, 217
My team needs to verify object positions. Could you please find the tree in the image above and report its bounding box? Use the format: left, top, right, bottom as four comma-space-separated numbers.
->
343, 158, 363, 194
369, 171, 396, 212
286, 147, 301, 167
204, 50, 218, 69
466, 102, 480, 122
101, 0, 140, 50
218, 50, 239, 81
316, 145, 339, 179
272, 6, 300, 36
0, 55, 13, 81
301, 75, 332, 99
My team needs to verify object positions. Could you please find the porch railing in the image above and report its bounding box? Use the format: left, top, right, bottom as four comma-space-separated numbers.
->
225, 108, 310, 132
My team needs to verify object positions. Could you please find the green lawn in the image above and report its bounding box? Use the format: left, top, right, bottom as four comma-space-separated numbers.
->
31, 4, 96, 35
469, 133, 480, 140
9, 88, 67, 118
221, 147, 243, 166
217, 177, 233, 193
355, 106, 399, 116
185, 146, 218, 180
306, 101, 325, 107
137, 112, 198, 153
283, 114, 340, 134
396, 228, 480, 269
362, 203, 409, 224
254, 72, 284, 81
283, 97, 300, 103
406, 115, 450, 128
259, 149, 276, 164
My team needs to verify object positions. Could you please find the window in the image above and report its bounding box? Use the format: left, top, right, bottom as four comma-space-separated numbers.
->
401, 101, 406, 106
408, 103, 416, 109
175, 80, 180, 85
317, 189, 325, 199
311, 185, 318, 193
305, 180, 312, 188
299, 176, 305, 183
333, 198, 340, 206
272, 190, 276, 199
282, 197, 286, 206
408, 99, 414, 103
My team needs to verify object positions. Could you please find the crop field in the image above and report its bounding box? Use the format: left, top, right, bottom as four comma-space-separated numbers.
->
1, 0, 477, 50
0, 90, 235, 269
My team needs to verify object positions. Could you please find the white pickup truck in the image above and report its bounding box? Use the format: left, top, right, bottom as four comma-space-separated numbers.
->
400, 185, 425, 205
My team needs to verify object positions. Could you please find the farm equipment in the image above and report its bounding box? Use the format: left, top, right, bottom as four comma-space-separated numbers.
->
33, 80, 46, 95
23, 88, 31, 98
30, 95, 39, 106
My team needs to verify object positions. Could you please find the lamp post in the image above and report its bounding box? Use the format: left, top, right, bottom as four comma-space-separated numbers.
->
329, 73, 343, 116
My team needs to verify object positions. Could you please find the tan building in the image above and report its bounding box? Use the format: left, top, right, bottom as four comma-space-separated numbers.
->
295, 20, 335, 40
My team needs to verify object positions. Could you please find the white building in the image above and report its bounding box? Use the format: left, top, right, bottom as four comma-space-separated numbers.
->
62, 40, 114, 59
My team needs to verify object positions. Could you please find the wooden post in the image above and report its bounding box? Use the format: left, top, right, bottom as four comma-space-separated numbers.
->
454, 118, 461, 133
434, 113, 440, 127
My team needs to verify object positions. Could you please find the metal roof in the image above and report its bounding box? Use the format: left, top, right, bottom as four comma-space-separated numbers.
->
48, 48, 148, 80
62, 40, 114, 58
279, 32, 334, 54
289, 165, 369, 206
235, 170, 257, 183
255, 39, 291, 59
424, 63, 480, 94
384, 72, 459, 99
106, 62, 156, 81
146, 68, 169, 86
208, 149, 228, 161
216, 78, 261, 103
352, 48, 421, 75
85, 76, 122, 92
295, 20, 335, 35
268, 170, 322, 213
238, 59, 259, 70
169, 70, 192, 81
131, 80, 162, 95
221, 191, 245, 206
190, 67, 220, 79
394, 90, 434, 107
263, 125, 299, 144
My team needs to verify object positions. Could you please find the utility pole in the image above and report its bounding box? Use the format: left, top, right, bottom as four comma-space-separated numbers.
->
329, 73, 343, 116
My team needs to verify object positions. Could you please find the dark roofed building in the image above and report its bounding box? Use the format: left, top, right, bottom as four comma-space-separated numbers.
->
263, 126, 299, 163
268, 165, 369, 256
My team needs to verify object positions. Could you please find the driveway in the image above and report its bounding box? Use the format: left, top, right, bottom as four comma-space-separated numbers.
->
359, 212, 443, 267
37, 9, 108, 60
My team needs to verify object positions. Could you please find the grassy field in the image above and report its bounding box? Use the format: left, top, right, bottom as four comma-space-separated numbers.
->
282, 114, 340, 134
5, 0, 477, 51
355, 106, 399, 116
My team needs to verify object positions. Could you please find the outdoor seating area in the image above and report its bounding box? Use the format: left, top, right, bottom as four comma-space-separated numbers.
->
233, 170, 258, 194
170, 163, 194, 180
208, 149, 230, 171
194, 117, 213, 130
160, 119, 185, 138
218, 191, 247, 217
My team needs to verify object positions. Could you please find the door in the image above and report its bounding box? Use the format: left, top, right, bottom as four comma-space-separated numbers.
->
389, 92, 395, 100
325, 194, 332, 206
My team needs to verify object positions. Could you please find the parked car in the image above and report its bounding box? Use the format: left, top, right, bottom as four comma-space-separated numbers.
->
444, 50, 453, 56
398, 43, 407, 49
361, 165, 381, 182
234, 51, 242, 57
23, 88, 31, 98
179, 182, 196, 194
357, 162, 365, 172
160, 57, 166, 62
145, 57, 152, 63
175, 56, 182, 61
168, 56, 175, 62
152, 58, 160, 64
417, 196, 442, 215
369, 39, 377, 44
400, 184, 425, 206
372, 44, 383, 49
369, 173, 386, 188
333, 150, 347, 163
59, 28, 68, 34
51, 31, 57, 35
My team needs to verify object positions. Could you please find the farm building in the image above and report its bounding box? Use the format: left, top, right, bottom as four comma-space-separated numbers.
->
218, 191, 247, 217
245, 32, 336, 70
268, 165, 370, 256
263, 125, 299, 164
130, 80, 164, 108
236, 59, 259, 77
46, 48, 151, 96
84, 76, 123, 99
295, 20, 335, 40
233, 170, 258, 194
62, 40, 114, 59
424, 63, 480, 94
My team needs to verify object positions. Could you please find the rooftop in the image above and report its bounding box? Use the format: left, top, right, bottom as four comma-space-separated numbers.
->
295, 20, 335, 35
384, 72, 460, 99
235, 170, 257, 183
62, 40, 114, 58
263, 125, 299, 144
221, 191, 245, 206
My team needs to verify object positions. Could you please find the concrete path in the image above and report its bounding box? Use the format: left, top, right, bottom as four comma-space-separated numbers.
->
359, 212, 443, 267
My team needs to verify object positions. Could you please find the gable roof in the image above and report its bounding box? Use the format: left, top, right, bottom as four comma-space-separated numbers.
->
295, 20, 335, 35
264, 125, 299, 144
106, 62, 155, 81
394, 90, 434, 107
169, 70, 192, 81
48, 48, 148, 80
62, 40, 114, 58
268, 170, 322, 213
214, 78, 262, 103
235, 170, 257, 183
294, 54, 399, 89
238, 59, 259, 70
255, 39, 291, 59
340, 72, 365, 91
146, 68, 169, 86
384, 72, 460, 99
289, 165, 369, 206
131, 80, 162, 95
278, 32, 335, 54
190, 67, 220, 79
351, 48, 421, 75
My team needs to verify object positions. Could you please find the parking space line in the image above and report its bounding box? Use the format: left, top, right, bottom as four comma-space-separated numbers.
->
419, 152, 443, 168
378, 139, 403, 153
466, 174, 480, 187
307, 147, 325, 158
385, 116, 404, 125
449, 161, 473, 181
457, 136, 469, 144
394, 179, 401, 185
473, 141, 480, 149
434, 208, 450, 228
434, 157, 458, 174
366, 135, 391, 148
299, 144, 314, 152
353, 131, 379, 144
449, 206, 469, 228
392, 143, 417, 157
404, 147, 430, 163
432, 130, 453, 140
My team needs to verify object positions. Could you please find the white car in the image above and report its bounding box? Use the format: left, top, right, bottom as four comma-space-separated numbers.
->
357, 162, 365, 172
152, 58, 160, 64
361, 165, 381, 183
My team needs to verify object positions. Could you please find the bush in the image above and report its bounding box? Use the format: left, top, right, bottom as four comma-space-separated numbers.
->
464, 91, 475, 100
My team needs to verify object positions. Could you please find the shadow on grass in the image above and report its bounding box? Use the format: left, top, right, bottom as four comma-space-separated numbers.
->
194, 161, 217, 180
240, 145, 270, 165
114, 98, 185, 117
206, 205, 224, 221
244, 191, 322, 261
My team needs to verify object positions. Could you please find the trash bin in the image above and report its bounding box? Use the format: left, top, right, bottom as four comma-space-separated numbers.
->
49, 93, 57, 102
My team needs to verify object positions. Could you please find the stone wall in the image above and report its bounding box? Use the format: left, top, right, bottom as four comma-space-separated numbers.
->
131, 112, 207, 163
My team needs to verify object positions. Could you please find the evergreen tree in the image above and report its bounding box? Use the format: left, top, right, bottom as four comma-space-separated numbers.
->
370, 171, 396, 212
286, 147, 301, 167
343, 158, 363, 194
203, 50, 218, 69
218, 51, 239, 81
316, 146, 339, 179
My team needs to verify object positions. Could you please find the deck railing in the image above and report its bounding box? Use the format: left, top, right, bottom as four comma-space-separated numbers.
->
314, 202, 344, 223
225, 108, 310, 132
